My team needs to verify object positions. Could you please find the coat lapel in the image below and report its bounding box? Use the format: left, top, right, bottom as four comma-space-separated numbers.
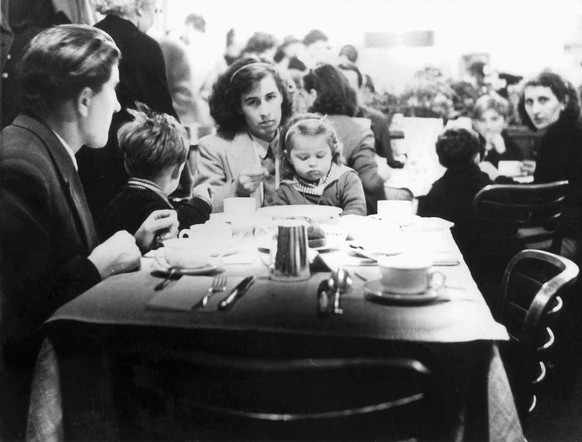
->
13, 115, 99, 251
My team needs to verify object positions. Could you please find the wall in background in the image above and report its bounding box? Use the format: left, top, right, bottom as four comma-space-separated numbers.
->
162, 0, 582, 93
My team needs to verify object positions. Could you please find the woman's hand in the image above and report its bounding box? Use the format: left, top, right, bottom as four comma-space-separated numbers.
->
88, 231, 141, 279
134, 209, 179, 252
235, 166, 268, 196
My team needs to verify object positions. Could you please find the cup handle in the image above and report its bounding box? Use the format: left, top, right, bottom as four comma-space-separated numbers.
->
178, 229, 192, 239
428, 270, 446, 291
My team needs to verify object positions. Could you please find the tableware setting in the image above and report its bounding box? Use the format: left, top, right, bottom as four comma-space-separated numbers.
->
316, 268, 353, 317
176, 221, 233, 256
195, 275, 228, 310
147, 276, 250, 311
153, 247, 221, 277
218, 275, 255, 310
363, 253, 446, 305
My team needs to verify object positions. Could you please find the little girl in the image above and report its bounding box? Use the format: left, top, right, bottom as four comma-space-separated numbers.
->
269, 113, 367, 215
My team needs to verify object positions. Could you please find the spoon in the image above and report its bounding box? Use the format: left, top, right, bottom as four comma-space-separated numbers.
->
155, 266, 182, 291
328, 268, 353, 314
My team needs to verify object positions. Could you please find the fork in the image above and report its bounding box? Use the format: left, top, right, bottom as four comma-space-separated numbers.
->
196, 275, 227, 309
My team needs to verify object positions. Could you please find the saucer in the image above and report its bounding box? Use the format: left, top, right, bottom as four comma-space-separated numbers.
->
363, 279, 438, 305
153, 258, 221, 276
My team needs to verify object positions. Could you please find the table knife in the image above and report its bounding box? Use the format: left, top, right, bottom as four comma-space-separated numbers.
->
218, 276, 255, 310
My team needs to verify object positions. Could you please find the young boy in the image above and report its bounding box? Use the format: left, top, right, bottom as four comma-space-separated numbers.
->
417, 128, 492, 257
98, 103, 211, 241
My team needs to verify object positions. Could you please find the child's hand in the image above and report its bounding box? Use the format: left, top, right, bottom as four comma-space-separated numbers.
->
236, 166, 268, 196
134, 210, 179, 252
486, 133, 506, 154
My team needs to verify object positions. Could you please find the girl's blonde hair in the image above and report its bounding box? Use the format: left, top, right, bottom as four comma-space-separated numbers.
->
280, 113, 343, 179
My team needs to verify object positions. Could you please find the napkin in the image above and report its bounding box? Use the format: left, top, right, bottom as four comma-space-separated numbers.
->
146, 276, 243, 311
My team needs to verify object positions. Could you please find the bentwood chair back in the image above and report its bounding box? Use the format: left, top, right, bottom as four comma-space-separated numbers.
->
472, 180, 569, 295
496, 249, 579, 423
128, 350, 439, 440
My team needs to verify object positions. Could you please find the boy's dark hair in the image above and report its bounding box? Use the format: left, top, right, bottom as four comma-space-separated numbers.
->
118, 102, 189, 179
435, 128, 480, 168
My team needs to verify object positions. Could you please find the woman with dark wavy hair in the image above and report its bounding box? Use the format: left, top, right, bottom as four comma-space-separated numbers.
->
303, 64, 388, 214
518, 71, 582, 264
194, 57, 293, 211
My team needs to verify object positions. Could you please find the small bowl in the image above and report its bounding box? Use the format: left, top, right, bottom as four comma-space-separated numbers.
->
156, 247, 210, 269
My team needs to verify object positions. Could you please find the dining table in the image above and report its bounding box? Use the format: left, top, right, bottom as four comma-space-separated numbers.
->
26, 213, 524, 441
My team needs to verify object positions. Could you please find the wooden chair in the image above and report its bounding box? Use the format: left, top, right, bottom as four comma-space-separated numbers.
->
122, 350, 440, 441
471, 180, 569, 297
496, 249, 579, 424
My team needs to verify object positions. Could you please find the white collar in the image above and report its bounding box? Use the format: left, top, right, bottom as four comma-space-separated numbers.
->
249, 130, 279, 159
52, 130, 78, 171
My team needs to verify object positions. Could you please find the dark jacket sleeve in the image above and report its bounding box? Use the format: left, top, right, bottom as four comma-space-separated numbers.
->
0, 156, 100, 346
175, 197, 212, 228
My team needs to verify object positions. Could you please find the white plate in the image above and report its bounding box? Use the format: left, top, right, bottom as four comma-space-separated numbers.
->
153, 258, 221, 276
363, 279, 437, 305
257, 205, 342, 222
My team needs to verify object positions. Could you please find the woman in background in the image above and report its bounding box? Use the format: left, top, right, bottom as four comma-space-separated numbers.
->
303, 64, 389, 214
518, 71, 582, 264
193, 57, 293, 211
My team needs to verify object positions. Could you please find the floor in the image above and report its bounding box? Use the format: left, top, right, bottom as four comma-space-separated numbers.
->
524, 341, 582, 441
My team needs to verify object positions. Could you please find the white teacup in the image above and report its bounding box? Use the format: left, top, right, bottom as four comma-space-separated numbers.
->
378, 253, 445, 294
498, 161, 522, 177
377, 200, 412, 223
224, 197, 256, 219
155, 247, 210, 269
178, 222, 233, 255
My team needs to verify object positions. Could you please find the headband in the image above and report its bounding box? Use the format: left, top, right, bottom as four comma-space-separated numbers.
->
230, 61, 272, 82
284, 116, 328, 144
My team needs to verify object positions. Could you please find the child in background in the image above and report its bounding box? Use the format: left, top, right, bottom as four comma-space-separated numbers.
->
269, 113, 367, 215
472, 94, 523, 180
98, 103, 212, 241
417, 128, 491, 257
